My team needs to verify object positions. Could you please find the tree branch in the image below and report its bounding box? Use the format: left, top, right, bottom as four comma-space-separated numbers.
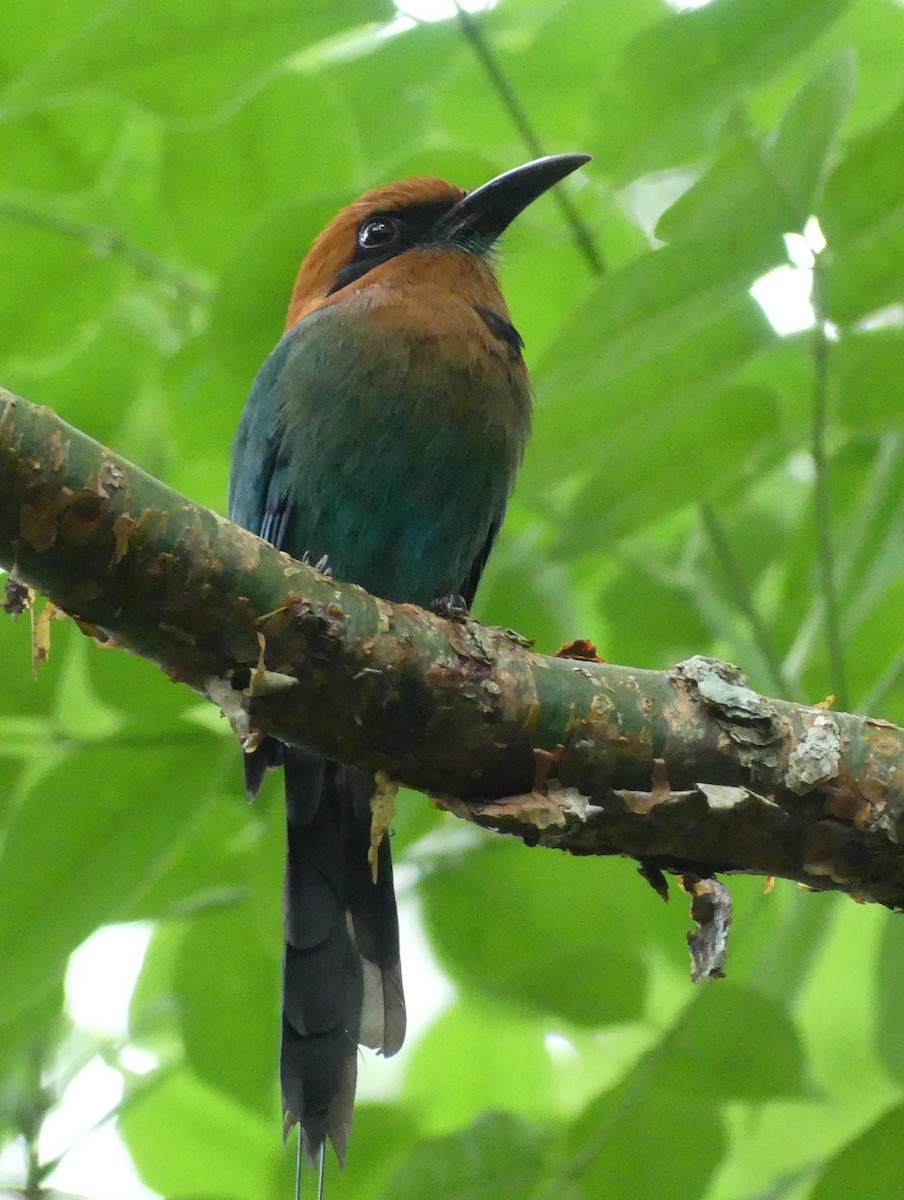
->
2, 387, 904, 906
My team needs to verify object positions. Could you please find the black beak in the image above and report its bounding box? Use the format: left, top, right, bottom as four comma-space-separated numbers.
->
435, 153, 591, 247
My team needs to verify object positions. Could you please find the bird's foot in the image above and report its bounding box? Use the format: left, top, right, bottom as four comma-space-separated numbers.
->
428, 593, 470, 621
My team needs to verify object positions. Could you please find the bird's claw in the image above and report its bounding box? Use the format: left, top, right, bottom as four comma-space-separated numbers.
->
300, 550, 332, 577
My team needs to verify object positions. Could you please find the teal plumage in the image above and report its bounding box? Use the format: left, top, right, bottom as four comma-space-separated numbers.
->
228, 154, 589, 1164
230, 278, 529, 606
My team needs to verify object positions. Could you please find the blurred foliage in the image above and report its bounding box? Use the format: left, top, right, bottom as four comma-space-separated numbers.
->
1, 0, 904, 1196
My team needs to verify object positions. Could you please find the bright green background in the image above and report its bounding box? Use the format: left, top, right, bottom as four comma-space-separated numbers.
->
2, 0, 904, 1196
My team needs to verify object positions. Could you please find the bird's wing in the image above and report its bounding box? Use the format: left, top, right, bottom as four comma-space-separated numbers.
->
458, 515, 503, 609
228, 337, 295, 550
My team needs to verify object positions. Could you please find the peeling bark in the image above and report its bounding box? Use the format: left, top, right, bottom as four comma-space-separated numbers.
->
2, 388, 904, 907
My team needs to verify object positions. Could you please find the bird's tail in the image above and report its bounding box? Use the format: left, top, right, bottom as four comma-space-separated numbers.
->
266, 743, 406, 1164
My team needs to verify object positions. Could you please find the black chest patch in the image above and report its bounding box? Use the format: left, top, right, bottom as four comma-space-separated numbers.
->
474, 306, 524, 355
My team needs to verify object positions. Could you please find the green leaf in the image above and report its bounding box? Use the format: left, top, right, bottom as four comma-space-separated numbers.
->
822, 96, 904, 323
810, 1103, 904, 1199
655, 982, 812, 1101
0, 985, 64, 1137
126, 787, 260, 923
474, 515, 589, 654
814, 0, 904, 136
320, 20, 467, 178
658, 53, 854, 258
656, 133, 797, 262
589, 0, 851, 181
653, 49, 849, 262
173, 904, 281, 1119
6, 303, 166, 458
0, 95, 128, 193
388, 786, 444, 857
0, 219, 128, 367
129, 920, 186, 1053
835, 328, 904, 433
525, 244, 778, 549
160, 72, 359, 271
443, 0, 663, 157
85, 636, 217, 738
565, 1083, 727, 1200
119, 1068, 278, 1200
207, 197, 343, 383
2, 0, 388, 119
52, 635, 125, 742
376, 1112, 549, 1200
0, 741, 218, 1025
876, 910, 904, 1084
420, 840, 671, 1026
768, 50, 856, 218
404, 999, 556, 1133
739, 888, 840, 1010
598, 531, 717, 669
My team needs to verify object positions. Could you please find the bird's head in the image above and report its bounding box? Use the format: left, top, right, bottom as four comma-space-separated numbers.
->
284, 154, 590, 329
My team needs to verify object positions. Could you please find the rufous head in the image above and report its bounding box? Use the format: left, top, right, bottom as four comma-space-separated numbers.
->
284, 154, 590, 330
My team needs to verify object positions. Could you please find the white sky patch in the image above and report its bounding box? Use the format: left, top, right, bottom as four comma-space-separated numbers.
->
749, 222, 831, 336
856, 303, 904, 332
39, 1057, 125, 1163
621, 168, 698, 244
356, 891, 456, 1100
803, 214, 827, 254
65, 922, 153, 1036
55, 860, 455, 1181
784, 231, 815, 270
396, 894, 456, 1043
395, 0, 496, 21
119, 1045, 159, 1076
787, 451, 816, 483
750, 263, 815, 335
39, 925, 158, 1198
33, 925, 160, 1199
0, 1139, 26, 1188
45, 1120, 160, 1200
545, 1031, 580, 1063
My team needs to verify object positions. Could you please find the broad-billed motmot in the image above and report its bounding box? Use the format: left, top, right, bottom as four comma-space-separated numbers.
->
228, 153, 590, 1171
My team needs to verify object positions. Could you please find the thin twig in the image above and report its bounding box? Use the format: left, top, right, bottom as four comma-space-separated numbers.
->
0, 200, 209, 303
783, 434, 901, 686
699, 502, 793, 699
18, 1046, 49, 1200
810, 259, 847, 710
453, 3, 604, 277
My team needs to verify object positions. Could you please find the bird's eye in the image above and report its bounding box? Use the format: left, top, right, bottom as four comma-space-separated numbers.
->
358, 217, 400, 251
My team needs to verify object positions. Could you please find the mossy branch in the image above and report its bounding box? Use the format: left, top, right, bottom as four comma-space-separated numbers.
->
2, 387, 903, 907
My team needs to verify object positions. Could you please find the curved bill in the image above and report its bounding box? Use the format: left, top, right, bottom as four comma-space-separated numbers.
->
435, 153, 591, 246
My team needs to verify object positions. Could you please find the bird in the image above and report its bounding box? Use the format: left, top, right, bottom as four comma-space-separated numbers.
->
227, 153, 590, 1177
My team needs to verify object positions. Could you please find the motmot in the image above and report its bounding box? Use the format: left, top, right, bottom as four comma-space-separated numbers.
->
228, 153, 590, 1168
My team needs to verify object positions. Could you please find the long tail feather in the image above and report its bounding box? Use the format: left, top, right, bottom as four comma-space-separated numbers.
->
278, 746, 406, 1164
